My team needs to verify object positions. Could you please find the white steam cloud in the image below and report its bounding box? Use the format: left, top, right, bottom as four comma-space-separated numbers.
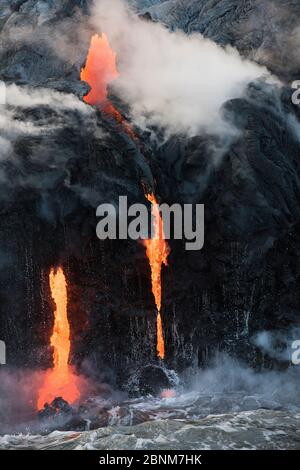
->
4, 84, 91, 113
91, 0, 273, 137
0, 84, 96, 205
0, 84, 92, 163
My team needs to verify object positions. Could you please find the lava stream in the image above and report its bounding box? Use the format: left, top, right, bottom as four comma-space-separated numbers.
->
37, 267, 79, 410
80, 33, 118, 106
144, 193, 170, 359
81, 34, 167, 358
81, 33, 136, 140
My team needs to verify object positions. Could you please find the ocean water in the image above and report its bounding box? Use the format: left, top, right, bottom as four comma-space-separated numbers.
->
1, 388, 300, 450
1, 358, 300, 450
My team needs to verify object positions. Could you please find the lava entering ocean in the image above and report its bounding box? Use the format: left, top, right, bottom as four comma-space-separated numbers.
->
81, 33, 136, 140
37, 268, 79, 410
144, 193, 170, 359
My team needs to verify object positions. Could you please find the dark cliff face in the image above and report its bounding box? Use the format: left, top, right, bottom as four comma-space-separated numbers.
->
138, 0, 300, 82
158, 82, 300, 370
0, 0, 299, 389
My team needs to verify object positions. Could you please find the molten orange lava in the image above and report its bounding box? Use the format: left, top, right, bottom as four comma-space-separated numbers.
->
81, 33, 137, 140
80, 33, 118, 106
37, 268, 79, 410
156, 312, 165, 360
160, 389, 176, 399
144, 193, 170, 359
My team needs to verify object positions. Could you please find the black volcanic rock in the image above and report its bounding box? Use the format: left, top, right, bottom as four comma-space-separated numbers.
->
155, 80, 300, 370
39, 397, 73, 419
139, 0, 300, 82
138, 365, 172, 396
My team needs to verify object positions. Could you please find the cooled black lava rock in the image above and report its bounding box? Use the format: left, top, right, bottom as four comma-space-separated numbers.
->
139, 0, 300, 82
138, 365, 172, 396
38, 397, 72, 419
37, 397, 86, 432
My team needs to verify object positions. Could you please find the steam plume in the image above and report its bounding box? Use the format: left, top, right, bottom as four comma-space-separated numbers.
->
91, 0, 273, 137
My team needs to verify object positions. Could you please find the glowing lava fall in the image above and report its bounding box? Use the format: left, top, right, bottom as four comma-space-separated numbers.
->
37, 268, 79, 410
80, 33, 118, 106
81, 33, 169, 359
81, 33, 136, 140
144, 194, 170, 359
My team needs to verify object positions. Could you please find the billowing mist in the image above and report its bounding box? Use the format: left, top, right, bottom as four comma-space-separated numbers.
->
1, 350, 300, 435
90, 0, 274, 137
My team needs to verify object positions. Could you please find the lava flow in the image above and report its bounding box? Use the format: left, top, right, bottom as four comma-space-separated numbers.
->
81, 33, 136, 140
81, 34, 167, 358
80, 33, 118, 106
144, 193, 170, 359
37, 267, 79, 410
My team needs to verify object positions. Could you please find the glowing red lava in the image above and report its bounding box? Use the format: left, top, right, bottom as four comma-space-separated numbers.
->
81, 33, 136, 140
37, 267, 79, 410
81, 34, 168, 359
160, 389, 176, 399
80, 33, 118, 106
144, 193, 170, 359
